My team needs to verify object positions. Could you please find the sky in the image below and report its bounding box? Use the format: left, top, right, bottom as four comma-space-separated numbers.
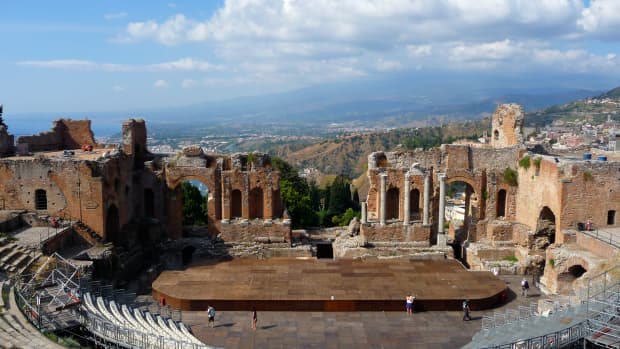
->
2, 0, 620, 114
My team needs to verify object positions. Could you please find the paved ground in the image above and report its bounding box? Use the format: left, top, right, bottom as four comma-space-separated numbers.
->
177, 275, 551, 349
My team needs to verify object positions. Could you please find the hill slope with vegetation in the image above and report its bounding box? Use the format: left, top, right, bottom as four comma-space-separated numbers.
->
282, 119, 489, 178
526, 86, 620, 127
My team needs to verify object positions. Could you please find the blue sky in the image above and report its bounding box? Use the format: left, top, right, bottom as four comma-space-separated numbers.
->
2, 0, 620, 114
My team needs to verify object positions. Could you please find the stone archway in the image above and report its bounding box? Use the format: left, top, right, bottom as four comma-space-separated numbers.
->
557, 264, 588, 294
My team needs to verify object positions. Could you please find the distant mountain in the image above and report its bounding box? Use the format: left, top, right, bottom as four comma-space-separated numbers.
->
526, 86, 620, 127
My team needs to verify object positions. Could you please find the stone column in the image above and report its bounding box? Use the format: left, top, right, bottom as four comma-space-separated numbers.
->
423, 174, 430, 225
403, 172, 411, 225
361, 202, 367, 224
380, 173, 387, 226
438, 173, 446, 234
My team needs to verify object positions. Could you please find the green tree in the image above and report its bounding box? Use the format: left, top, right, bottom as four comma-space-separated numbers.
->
331, 208, 361, 226
272, 157, 318, 228
182, 182, 208, 225
327, 175, 354, 216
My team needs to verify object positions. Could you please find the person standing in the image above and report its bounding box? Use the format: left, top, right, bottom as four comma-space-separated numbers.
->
406, 295, 414, 315
462, 300, 471, 321
521, 278, 530, 297
251, 307, 258, 331
207, 305, 216, 328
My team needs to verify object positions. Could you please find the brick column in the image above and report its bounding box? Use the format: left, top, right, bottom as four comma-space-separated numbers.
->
423, 174, 430, 225
403, 172, 411, 225
361, 202, 367, 224
438, 173, 446, 234
380, 173, 387, 226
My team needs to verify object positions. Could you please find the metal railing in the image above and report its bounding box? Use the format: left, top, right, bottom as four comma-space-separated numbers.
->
478, 323, 586, 349
581, 228, 620, 250
79, 304, 213, 349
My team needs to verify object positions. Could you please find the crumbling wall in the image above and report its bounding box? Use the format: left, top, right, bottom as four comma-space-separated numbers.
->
16, 119, 96, 152
491, 103, 524, 148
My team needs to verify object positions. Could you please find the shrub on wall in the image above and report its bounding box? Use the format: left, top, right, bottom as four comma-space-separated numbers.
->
518, 155, 531, 170
503, 167, 518, 186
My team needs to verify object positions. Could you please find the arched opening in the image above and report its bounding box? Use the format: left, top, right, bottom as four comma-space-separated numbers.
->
35, 189, 48, 210
106, 204, 120, 245
143, 189, 154, 217
534, 206, 556, 247
493, 130, 499, 140
249, 188, 263, 219
557, 264, 587, 294
231, 189, 242, 219
608, 210, 616, 225
445, 181, 477, 260
182, 246, 196, 266
180, 180, 208, 226
386, 188, 400, 220
496, 189, 507, 217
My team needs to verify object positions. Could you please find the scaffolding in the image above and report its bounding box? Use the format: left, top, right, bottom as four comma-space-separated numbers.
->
585, 265, 620, 348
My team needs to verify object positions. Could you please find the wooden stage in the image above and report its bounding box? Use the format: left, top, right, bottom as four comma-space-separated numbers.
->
152, 258, 506, 312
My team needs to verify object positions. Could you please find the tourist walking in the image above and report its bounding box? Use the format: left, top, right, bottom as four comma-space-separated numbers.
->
207, 305, 216, 328
251, 307, 258, 331
462, 300, 471, 321
406, 295, 415, 315
521, 278, 530, 297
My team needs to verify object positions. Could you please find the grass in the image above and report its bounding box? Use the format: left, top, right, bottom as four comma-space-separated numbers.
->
503, 256, 518, 263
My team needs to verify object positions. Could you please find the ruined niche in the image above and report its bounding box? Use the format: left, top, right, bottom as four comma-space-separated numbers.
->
533, 206, 556, 250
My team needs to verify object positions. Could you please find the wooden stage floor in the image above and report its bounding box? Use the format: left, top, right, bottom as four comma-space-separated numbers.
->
152, 258, 506, 312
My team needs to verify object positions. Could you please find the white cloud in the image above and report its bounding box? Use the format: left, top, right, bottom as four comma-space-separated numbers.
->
148, 58, 217, 72
117, 1, 584, 48
450, 39, 523, 62
104, 12, 127, 20
181, 79, 197, 88
578, 0, 620, 39
17, 60, 98, 70
407, 45, 432, 57
154, 79, 168, 88
375, 59, 403, 72
17, 58, 218, 72
116, 14, 207, 45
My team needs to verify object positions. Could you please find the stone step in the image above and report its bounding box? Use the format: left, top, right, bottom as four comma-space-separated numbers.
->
0, 243, 16, 258
1, 247, 26, 264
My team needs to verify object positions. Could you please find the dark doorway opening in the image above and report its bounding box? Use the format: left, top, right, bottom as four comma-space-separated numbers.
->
231, 189, 242, 218
182, 246, 196, 266
568, 265, 587, 278
608, 210, 616, 225
496, 189, 506, 217
106, 204, 120, 245
316, 243, 333, 259
144, 189, 154, 217
35, 189, 48, 210
249, 188, 263, 219
386, 188, 399, 220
